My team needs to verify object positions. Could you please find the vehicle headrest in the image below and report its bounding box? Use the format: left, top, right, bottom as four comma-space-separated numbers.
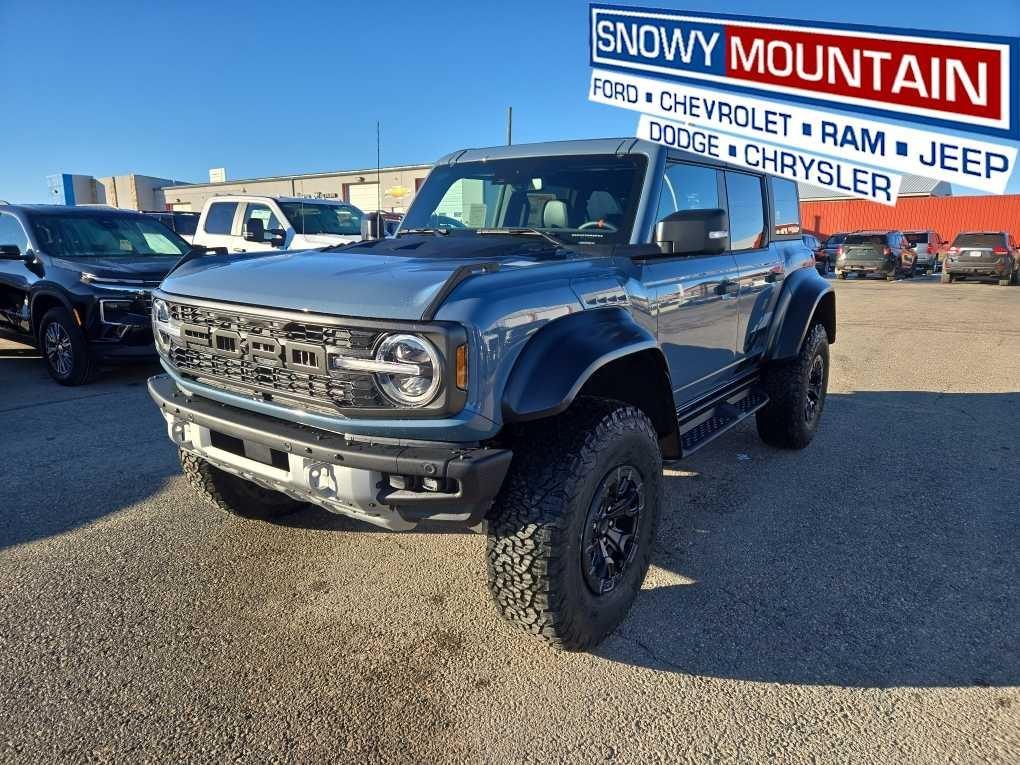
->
542, 200, 568, 229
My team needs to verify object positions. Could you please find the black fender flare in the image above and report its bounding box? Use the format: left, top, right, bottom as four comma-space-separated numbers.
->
501, 307, 663, 423
29, 287, 76, 336
765, 267, 836, 361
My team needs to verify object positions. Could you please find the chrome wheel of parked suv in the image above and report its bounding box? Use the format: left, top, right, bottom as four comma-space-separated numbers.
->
39, 307, 95, 386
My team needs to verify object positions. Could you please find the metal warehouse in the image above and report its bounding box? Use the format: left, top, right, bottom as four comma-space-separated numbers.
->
159, 163, 432, 214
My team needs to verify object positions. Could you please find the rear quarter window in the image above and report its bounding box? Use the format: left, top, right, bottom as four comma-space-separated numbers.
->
769, 177, 801, 236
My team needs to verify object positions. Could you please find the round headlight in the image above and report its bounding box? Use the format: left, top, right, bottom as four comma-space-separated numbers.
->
152, 298, 169, 324
374, 334, 442, 407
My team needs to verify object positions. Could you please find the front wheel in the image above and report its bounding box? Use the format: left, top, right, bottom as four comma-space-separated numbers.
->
756, 323, 830, 449
486, 398, 662, 651
39, 307, 96, 385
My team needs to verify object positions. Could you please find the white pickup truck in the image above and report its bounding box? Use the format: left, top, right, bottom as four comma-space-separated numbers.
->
191, 195, 364, 253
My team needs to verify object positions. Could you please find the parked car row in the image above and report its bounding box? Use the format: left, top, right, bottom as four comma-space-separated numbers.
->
0, 194, 380, 384
803, 228, 1018, 285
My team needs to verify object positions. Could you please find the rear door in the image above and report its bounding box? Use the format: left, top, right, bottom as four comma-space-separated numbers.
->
643, 161, 741, 405
731, 173, 784, 359
842, 233, 888, 267
195, 200, 242, 251
0, 212, 33, 336
953, 233, 1007, 264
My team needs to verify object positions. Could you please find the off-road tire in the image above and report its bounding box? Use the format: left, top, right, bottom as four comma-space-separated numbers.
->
39, 307, 96, 386
756, 322, 830, 449
180, 450, 305, 520
486, 397, 662, 651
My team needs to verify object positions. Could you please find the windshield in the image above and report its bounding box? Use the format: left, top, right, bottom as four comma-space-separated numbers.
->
954, 233, 1005, 248
279, 201, 363, 236
28, 212, 191, 258
903, 232, 929, 246
402, 154, 647, 245
824, 234, 846, 247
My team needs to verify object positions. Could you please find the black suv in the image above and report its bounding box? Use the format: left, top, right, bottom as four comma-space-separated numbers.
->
0, 204, 191, 384
942, 231, 1019, 286
835, 230, 916, 281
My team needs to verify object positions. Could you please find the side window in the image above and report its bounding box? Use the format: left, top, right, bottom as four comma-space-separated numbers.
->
204, 202, 238, 235
0, 213, 30, 252
242, 203, 281, 232
655, 163, 720, 223
769, 177, 801, 236
724, 172, 766, 250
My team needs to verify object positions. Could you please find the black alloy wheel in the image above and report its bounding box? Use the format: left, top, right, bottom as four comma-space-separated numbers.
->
581, 465, 645, 595
805, 354, 825, 425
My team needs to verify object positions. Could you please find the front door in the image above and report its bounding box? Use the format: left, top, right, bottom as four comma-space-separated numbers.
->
643, 162, 741, 406
239, 202, 284, 253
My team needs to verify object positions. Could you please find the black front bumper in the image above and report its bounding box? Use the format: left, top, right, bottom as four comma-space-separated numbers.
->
148, 374, 513, 526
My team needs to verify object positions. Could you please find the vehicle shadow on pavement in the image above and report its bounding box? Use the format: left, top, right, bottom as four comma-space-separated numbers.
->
0, 359, 175, 551
599, 390, 1020, 689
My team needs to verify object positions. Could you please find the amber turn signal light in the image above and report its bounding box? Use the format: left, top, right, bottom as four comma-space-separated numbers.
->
455, 344, 468, 390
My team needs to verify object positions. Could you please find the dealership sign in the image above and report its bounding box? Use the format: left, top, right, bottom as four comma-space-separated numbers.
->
590, 4, 1019, 139
591, 71, 1018, 195
588, 4, 1020, 203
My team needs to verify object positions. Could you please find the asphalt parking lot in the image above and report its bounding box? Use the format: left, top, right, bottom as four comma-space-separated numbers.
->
1, 274, 1018, 763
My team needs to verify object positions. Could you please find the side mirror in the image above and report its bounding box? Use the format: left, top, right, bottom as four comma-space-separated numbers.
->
242, 218, 266, 243
0, 244, 23, 260
266, 228, 286, 247
654, 209, 729, 255
360, 212, 385, 241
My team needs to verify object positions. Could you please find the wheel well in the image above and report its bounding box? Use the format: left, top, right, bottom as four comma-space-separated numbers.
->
576, 349, 680, 458
813, 291, 836, 343
30, 294, 69, 337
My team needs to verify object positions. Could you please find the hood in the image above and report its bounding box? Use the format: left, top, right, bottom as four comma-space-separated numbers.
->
159, 234, 567, 320
50, 254, 180, 283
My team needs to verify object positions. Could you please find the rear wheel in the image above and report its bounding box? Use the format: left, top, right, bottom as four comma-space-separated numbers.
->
756, 323, 829, 450
486, 398, 662, 651
39, 307, 96, 386
180, 450, 305, 520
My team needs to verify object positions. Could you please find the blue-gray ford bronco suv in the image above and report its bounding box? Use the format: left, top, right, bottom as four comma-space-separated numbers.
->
148, 138, 835, 650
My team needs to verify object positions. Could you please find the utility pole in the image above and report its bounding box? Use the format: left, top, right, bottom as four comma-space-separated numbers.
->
506, 106, 513, 146
376, 121, 382, 212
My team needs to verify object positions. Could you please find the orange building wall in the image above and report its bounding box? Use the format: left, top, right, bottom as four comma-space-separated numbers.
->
800, 194, 1020, 243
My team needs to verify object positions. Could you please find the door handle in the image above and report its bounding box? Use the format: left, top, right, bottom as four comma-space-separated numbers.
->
232, 248, 246, 253
715, 280, 739, 299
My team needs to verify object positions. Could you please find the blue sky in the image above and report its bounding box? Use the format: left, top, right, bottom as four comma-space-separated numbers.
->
1, 0, 1018, 202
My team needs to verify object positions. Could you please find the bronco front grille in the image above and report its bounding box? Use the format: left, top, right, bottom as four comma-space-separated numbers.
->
163, 300, 388, 412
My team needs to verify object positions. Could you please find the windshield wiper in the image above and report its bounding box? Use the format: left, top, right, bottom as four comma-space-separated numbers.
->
475, 227, 566, 249
398, 227, 450, 236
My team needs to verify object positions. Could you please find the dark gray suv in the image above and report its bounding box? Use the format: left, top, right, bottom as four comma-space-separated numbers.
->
146, 138, 836, 650
942, 232, 1018, 285
835, 230, 916, 281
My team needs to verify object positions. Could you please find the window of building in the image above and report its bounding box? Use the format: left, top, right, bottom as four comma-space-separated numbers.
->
204, 202, 237, 234
724, 172, 766, 250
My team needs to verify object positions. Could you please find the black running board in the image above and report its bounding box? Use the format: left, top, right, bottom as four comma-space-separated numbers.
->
676, 382, 769, 456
